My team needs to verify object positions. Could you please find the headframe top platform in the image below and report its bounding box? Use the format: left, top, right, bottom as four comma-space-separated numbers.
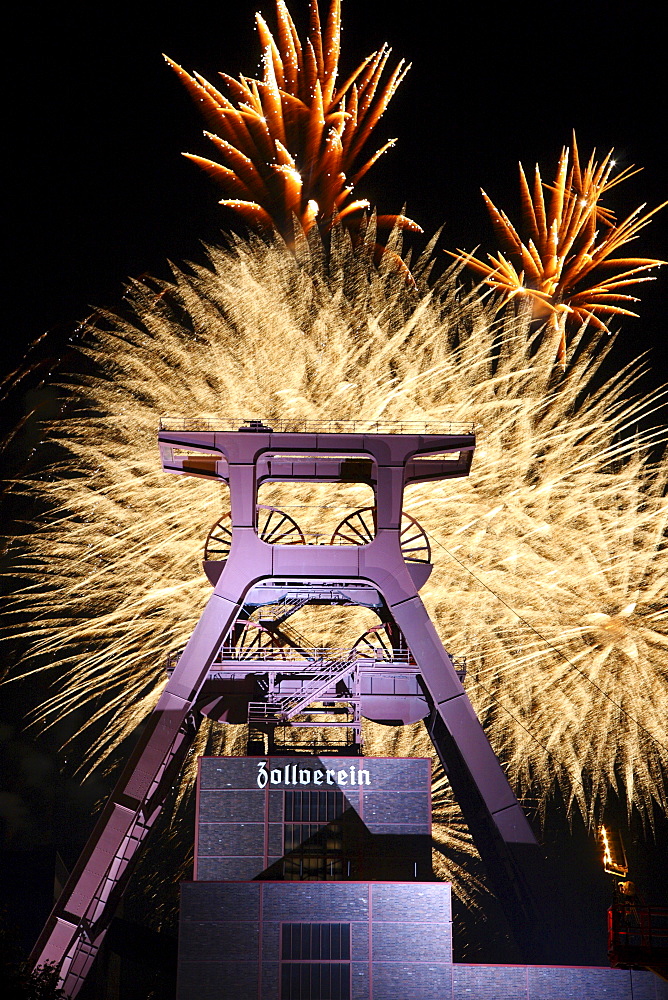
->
159, 415, 476, 435
158, 417, 476, 491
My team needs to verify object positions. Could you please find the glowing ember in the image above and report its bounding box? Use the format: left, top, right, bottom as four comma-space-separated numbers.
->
600, 825, 629, 878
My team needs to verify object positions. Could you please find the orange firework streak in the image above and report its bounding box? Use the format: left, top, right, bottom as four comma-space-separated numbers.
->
452, 135, 666, 365
166, 0, 420, 243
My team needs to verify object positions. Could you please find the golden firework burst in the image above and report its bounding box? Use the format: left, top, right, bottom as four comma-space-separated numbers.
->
3, 230, 666, 861
166, 0, 419, 243
452, 134, 666, 365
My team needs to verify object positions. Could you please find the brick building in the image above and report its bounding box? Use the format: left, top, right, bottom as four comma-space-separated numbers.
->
176, 756, 666, 1000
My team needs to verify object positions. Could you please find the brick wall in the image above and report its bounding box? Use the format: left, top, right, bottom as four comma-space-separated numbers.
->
195, 756, 432, 881
177, 881, 453, 1000
452, 963, 666, 1000
180, 756, 667, 1000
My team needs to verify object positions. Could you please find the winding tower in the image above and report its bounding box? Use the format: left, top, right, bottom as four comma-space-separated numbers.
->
31, 417, 545, 995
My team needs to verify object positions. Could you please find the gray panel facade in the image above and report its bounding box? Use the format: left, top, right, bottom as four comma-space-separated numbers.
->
178, 756, 666, 1000
451, 964, 666, 1000
177, 881, 664, 1000
177, 881, 453, 1000
195, 756, 432, 881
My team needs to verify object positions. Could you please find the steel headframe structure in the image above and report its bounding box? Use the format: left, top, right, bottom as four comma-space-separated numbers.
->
31, 417, 550, 994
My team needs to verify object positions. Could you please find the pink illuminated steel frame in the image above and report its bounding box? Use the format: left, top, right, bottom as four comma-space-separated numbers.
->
31, 421, 542, 993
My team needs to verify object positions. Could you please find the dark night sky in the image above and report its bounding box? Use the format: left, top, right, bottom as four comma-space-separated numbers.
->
2, 0, 667, 975
5, 0, 667, 381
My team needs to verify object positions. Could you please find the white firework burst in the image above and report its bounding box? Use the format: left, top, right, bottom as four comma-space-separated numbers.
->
2, 228, 666, 905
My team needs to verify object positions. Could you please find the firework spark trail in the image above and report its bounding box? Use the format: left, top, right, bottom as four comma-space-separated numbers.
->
452, 134, 667, 365
167, 0, 418, 242
2, 229, 667, 904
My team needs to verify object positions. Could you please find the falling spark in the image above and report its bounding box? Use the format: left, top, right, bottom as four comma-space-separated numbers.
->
2, 229, 667, 910
166, 0, 420, 242
600, 825, 628, 878
451, 134, 667, 365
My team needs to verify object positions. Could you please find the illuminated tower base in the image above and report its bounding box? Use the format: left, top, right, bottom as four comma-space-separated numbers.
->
177, 755, 665, 1000
178, 755, 446, 1000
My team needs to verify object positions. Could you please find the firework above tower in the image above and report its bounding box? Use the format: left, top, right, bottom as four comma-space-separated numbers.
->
452, 134, 667, 365
166, 0, 420, 242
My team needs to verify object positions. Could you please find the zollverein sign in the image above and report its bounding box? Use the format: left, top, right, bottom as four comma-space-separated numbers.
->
256, 761, 371, 788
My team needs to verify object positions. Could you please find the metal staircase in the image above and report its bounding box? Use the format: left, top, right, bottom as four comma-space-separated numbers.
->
246, 649, 358, 723
276, 650, 356, 721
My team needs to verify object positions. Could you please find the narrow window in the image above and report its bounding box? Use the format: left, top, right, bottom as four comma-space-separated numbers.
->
280, 923, 351, 1000
283, 791, 346, 881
